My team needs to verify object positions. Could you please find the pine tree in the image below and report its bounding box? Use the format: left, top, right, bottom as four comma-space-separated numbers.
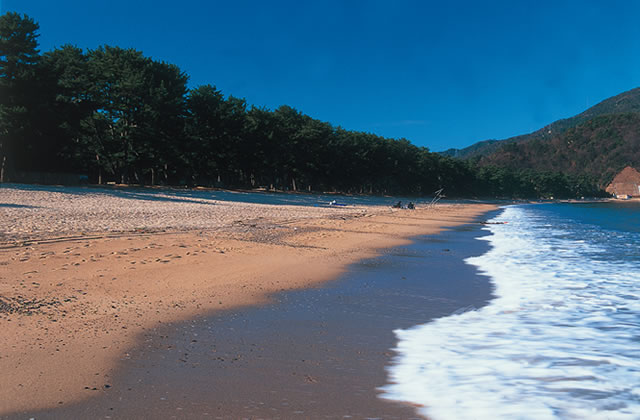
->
0, 12, 40, 182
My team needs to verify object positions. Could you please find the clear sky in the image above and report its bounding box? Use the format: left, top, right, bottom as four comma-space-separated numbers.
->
2, 0, 640, 151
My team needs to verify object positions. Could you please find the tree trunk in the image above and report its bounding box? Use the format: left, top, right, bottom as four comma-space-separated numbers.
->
122, 137, 129, 184
96, 154, 102, 184
292, 177, 297, 192
0, 154, 6, 183
151, 168, 155, 186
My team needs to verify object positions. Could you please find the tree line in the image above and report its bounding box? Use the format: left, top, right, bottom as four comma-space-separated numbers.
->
0, 12, 607, 198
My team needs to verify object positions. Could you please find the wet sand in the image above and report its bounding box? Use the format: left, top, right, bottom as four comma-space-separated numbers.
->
0, 185, 496, 417
28, 221, 497, 419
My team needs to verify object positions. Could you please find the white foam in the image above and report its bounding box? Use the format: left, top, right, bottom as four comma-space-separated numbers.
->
380, 205, 640, 419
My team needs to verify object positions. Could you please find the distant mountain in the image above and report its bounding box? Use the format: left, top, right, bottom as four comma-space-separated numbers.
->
441, 87, 640, 159
441, 139, 501, 159
480, 112, 640, 185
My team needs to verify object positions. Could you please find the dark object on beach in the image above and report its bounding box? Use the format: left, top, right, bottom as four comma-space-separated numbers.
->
407, 202, 415, 209
0, 296, 63, 315
481, 221, 508, 225
329, 200, 347, 207
392, 201, 402, 208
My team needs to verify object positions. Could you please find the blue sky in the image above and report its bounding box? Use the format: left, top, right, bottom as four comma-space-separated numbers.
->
3, 0, 640, 151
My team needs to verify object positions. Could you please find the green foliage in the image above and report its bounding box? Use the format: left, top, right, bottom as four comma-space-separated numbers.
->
0, 12, 39, 86
468, 163, 606, 199
0, 12, 41, 181
53, 46, 190, 184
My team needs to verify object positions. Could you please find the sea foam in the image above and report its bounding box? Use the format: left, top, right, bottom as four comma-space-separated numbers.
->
380, 205, 640, 419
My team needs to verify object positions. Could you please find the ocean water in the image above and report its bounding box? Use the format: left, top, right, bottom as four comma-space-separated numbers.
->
381, 202, 640, 419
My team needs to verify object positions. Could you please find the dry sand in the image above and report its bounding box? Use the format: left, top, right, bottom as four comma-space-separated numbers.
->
0, 185, 496, 415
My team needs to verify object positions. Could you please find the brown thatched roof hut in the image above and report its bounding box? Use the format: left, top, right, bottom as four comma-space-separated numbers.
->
606, 166, 640, 197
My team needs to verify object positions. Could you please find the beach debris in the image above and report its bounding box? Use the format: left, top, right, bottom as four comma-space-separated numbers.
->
427, 188, 445, 209
0, 295, 66, 315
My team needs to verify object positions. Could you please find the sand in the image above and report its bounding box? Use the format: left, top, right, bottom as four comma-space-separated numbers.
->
0, 185, 496, 415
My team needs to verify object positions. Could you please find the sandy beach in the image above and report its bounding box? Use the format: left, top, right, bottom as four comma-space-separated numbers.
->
0, 185, 496, 416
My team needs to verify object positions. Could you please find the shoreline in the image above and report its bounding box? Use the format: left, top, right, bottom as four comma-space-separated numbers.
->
17, 209, 501, 419
0, 185, 497, 415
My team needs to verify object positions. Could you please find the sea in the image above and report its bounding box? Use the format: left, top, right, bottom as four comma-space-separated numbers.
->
381, 202, 640, 420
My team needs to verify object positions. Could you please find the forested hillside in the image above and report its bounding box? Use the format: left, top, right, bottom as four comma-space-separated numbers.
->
443, 87, 640, 160
480, 113, 640, 185
0, 12, 606, 199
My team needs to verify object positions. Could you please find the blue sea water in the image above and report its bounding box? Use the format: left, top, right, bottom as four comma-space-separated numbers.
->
381, 202, 640, 419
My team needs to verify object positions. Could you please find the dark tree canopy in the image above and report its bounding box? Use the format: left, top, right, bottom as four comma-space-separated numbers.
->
0, 12, 41, 182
